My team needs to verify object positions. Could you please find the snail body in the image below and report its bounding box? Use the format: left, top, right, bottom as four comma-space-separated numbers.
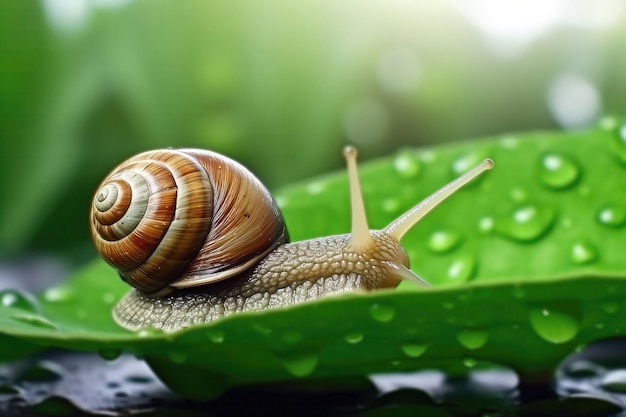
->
91, 147, 493, 332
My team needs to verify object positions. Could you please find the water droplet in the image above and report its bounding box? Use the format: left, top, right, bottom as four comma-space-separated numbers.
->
0, 289, 39, 312
136, 327, 165, 338
463, 358, 478, 368
599, 116, 618, 131
512, 285, 526, 299
478, 216, 495, 233
571, 242, 598, 265
597, 204, 626, 228
603, 302, 619, 314
207, 329, 225, 343
381, 198, 400, 214
168, 350, 188, 364
102, 292, 117, 305
509, 187, 527, 202
539, 153, 581, 190
446, 256, 476, 283
529, 307, 580, 344
393, 150, 420, 178
282, 331, 302, 344
419, 151, 436, 163
452, 152, 486, 178
500, 136, 519, 149
252, 324, 273, 335
401, 343, 428, 358
281, 353, 318, 377
609, 122, 626, 164
345, 332, 364, 344
306, 182, 325, 195
42, 286, 74, 303
11, 313, 57, 330
98, 349, 122, 361
369, 303, 396, 322
498, 205, 556, 242
456, 330, 489, 350
601, 370, 626, 392
428, 230, 462, 254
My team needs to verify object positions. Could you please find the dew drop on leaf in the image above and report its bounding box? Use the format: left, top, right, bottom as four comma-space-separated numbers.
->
98, 349, 122, 361
42, 286, 75, 303
451, 152, 486, 178
497, 205, 556, 242
539, 153, 581, 190
601, 370, 626, 392
401, 343, 427, 358
381, 198, 400, 214
570, 242, 598, 265
136, 327, 165, 338
602, 302, 619, 314
280, 353, 318, 377
609, 122, 626, 164
446, 255, 476, 283
463, 358, 478, 368
345, 332, 364, 344
0, 289, 39, 312
597, 204, 626, 228
393, 150, 421, 178
168, 350, 188, 364
11, 313, 57, 330
369, 303, 396, 323
478, 216, 495, 233
528, 307, 579, 344
428, 230, 462, 254
207, 329, 225, 343
456, 330, 489, 350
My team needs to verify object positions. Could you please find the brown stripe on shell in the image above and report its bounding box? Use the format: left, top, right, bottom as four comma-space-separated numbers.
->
169, 149, 288, 288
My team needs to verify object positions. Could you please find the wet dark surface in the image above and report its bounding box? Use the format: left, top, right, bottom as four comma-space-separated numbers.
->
2, 341, 626, 416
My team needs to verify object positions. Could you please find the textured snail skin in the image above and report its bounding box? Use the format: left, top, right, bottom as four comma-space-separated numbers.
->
113, 232, 409, 331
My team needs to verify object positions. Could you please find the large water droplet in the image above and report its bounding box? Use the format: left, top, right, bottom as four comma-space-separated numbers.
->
11, 313, 57, 330
207, 329, 225, 343
168, 350, 188, 364
345, 332, 364, 344
539, 153, 581, 190
609, 122, 626, 164
281, 353, 318, 377
451, 152, 487, 178
98, 349, 122, 361
393, 150, 420, 178
597, 204, 626, 228
20, 360, 65, 382
0, 289, 39, 312
456, 330, 489, 350
498, 205, 556, 242
428, 230, 462, 254
570, 242, 598, 265
42, 286, 75, 303
446, 256, 476, 284
401, 343, 428, 358
529, 307, 580, 344
603, 302, 619, 314
369, 303, 396, 323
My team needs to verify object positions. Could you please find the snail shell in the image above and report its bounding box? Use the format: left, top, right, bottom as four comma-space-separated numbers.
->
91, 147, 493, 332
90, 149, 287, 295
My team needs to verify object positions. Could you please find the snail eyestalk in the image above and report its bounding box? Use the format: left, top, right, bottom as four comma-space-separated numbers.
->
384, 159, 494, 241
344, 146, 375, 250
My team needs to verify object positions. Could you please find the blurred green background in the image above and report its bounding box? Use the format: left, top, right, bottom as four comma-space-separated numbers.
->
1, 0, 625, 273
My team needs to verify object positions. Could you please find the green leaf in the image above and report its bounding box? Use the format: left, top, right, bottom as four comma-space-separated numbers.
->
1, 118, 626, 399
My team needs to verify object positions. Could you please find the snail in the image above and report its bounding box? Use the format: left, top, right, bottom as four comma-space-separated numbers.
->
90, 147, 493, 332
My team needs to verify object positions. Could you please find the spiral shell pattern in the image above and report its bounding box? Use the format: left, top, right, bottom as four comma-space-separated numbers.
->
90, 149, 288, 294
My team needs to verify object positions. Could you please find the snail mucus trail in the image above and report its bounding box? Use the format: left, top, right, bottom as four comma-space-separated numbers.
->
91, 147, 493, 332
